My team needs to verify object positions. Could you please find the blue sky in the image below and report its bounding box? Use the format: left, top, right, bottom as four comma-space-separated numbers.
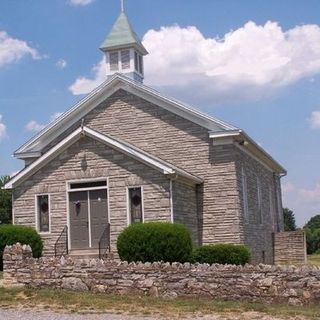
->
1, 0, 320, 226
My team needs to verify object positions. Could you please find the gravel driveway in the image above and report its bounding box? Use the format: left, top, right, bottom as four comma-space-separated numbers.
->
0, 309, 306, 320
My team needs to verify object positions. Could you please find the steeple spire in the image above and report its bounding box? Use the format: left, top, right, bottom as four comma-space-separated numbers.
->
99, 3, 148, 83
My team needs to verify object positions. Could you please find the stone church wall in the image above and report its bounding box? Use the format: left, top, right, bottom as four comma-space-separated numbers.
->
13, 136, 172, 256
14, 89, 284, 263
235, 147, 284, 264
172, 180, 198, 244
74, 90, 244, 246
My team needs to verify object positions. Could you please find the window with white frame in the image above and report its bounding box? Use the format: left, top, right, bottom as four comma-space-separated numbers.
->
109, 51, 119, 71
241, 167, 249, 220
134, 51, 139, 72
121, 50, 130, 69
256, 177, 262, 224
134, 51, 143, 74
37, 195, 50, 233
138, 54, 143, 74
128, 187, 143, 224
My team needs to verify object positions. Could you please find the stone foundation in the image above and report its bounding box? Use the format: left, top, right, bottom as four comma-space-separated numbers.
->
3, 243, 319, 305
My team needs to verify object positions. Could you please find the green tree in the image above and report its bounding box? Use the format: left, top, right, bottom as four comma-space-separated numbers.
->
0, 175, 12, 224
283, 208, 296, 231
304, 215, 320, 254
304, 215, 320, 232
305, 228, 320, 255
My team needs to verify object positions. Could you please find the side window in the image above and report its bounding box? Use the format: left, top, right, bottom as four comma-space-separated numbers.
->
138, 54, 143, 74
110, 52, 119, 71
128, 187, 143, 224
134, 51, 139, 72
121, 50, 130, 69
241, 167, 249, 220
37, 195, 50, 233
269, 185, 274, 225
256, 177, 262, 224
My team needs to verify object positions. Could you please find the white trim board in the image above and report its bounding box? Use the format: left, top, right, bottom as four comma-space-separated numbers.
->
87, 191, 92, 248
169, 179, 174, 223
5, 127, 82, 189
5, 126, 202, 189
67, 177, 108, 193
210, 130, 286, 174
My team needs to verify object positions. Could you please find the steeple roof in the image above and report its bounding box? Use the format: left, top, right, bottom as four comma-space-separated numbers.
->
99, 12, 148, 55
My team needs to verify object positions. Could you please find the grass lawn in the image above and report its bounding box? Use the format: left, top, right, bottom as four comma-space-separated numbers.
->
0, 288, 319, 319
308, 254, 320, 266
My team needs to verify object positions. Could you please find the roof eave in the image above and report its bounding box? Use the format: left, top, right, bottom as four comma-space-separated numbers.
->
5, 127, 83, 189
14, 74, 238, 157
14, 151, 42, 159
14, 74, 121, 156
7, 125, 203, 189
99, 42, 148, 55
240, 130, 287, 175
209, 130, 286, 174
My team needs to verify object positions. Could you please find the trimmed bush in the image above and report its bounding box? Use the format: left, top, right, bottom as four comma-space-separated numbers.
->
0, 224, 43, 270
191, 244, 251, 265
117, 222, 192, 263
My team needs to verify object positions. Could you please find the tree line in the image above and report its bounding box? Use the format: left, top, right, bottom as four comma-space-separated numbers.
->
0, 175, 12, 224
283, 207, 320, 255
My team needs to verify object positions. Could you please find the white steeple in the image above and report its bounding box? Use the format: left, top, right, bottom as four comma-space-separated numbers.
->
99, 1, 148, 83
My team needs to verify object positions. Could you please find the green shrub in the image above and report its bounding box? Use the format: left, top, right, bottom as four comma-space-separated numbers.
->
191, 244, 251, 265
117, 222, 192, 263
0, 224, 43, 270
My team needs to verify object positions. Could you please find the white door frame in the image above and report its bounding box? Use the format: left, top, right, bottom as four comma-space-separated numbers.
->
66, 178, 109, 250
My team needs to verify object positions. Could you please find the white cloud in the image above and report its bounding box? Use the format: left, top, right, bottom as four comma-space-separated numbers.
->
69, 21, 320, 105
299, 183, 320, 203
310, 111, 320, 129
68, 0, 95, 6
0, 31, 41, 67
25, 120, 46, 132
50, 112, 63, 122
282, 182, 295, 194
282, 180, 320, 227
0, 115, 7, 141
25, 112, 63, 133
56, 59, 67, 69
69, 59, 105, 95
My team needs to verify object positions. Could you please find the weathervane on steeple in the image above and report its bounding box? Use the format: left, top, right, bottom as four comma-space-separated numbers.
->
121, 0, 125, 12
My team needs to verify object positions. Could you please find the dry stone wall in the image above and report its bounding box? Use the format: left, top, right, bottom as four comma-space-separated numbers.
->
3, 243, 320, 305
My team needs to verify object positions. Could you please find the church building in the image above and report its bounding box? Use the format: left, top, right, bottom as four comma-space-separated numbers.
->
5, 4, 286, 264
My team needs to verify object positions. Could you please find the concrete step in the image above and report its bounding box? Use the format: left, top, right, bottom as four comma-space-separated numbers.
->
68, 249, 114, 260
69, 249, 99, 259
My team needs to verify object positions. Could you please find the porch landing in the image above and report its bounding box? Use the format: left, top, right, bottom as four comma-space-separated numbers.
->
68, 249, 114, 260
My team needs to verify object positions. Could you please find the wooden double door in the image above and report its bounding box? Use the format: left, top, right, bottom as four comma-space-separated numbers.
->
69, 189, 108, 250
